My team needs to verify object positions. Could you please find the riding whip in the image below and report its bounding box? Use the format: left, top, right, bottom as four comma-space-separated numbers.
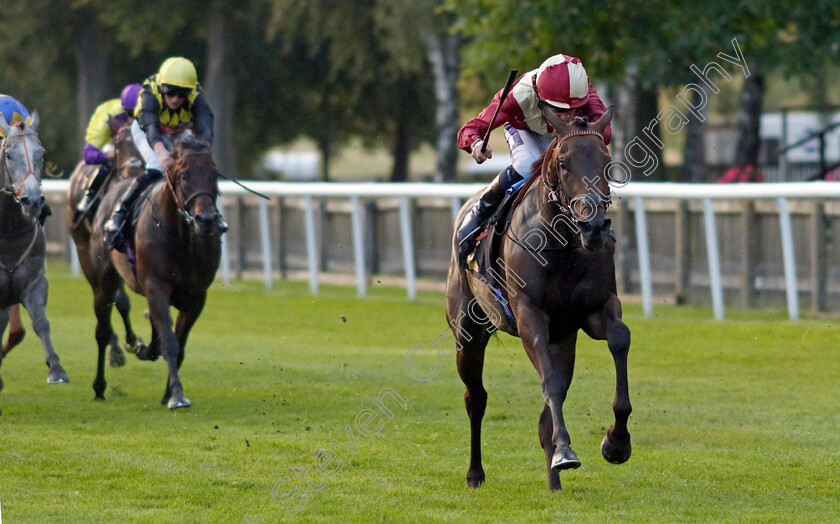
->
217, 172, 271, 200
480, 69, 519, 154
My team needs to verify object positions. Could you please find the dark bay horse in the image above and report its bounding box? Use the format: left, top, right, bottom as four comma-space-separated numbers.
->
85, 137, 223, 409
67, 121, 147, 367
0, 112, 69, 414
446, 106, 632, 490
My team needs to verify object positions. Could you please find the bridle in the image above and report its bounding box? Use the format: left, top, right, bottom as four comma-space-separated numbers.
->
542, 130, 611, 223
165, 149, 219, 225
0, 125, 41, 202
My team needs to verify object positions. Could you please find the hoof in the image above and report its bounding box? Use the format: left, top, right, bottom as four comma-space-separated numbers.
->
466, 469, 485, 488
109, 348, 126, 368
135, 346, 159, 362
168, 394, 191, 410
551, 447, 581, 472
124, 336, 145, 355
47, 368, 70, 384
601, 433, 632, 464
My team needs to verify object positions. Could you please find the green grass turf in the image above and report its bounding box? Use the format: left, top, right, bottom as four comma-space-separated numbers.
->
0, 265, 838, 523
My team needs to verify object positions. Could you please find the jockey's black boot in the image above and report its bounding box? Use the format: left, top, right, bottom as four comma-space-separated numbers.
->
104, 169, 162, 251
456, 165, 518, 268
74, 163, 112, 223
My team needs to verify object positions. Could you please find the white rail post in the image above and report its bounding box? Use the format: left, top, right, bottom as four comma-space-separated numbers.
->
350, 196, 367, 297
217, 197, 231, 284
450, 197, 462, 225
258, 198, 273, 289
633, 196, 653, 317
702, 198, 725, 321
304, 196, 319, 294
777, 197, 800, 320
69, 236, 81, 276
399, 196, 417, 300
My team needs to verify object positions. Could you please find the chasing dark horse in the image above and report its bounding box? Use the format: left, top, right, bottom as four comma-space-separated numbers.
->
67, 120, 147, 368
0, 111, 69, 414
446, 106, 632, 490
81, 136, 224, 409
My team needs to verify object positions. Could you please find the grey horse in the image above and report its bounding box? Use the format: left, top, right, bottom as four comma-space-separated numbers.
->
0, 111, 69, 414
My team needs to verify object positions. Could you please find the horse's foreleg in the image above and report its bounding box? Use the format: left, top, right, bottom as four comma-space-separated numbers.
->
114, 284, 145, 357
145, 282, 189, 409
518, 304, 580, 476
585, 295, 632, 465
160, 300, 204, 406
538, 404, 562, 490
22, 276, 69, 384
2, 305, 25, 354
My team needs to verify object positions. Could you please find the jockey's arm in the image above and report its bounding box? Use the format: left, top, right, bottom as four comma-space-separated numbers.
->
137, 89, 165, 149
191, 91, 214, 146
83, 99, 121, 165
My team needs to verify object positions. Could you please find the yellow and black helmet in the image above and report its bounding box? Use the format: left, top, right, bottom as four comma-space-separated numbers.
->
158, 57, 198, 90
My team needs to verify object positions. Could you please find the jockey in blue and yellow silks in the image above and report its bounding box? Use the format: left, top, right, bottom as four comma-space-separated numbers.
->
0, 94, 32, 135
73, 84, 143, 222
104, 56, 219, 251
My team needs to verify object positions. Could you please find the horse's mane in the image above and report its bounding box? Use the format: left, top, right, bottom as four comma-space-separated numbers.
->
174, 136, 210, 153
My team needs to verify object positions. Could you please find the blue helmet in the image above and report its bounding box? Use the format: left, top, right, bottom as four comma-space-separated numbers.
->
0, 94, 31, 127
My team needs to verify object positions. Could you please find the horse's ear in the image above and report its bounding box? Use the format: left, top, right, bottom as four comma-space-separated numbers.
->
107, 117, 121, 137
0, 112, 10, 136
591, 105, 615, 134
542, 106, 570, 138
29, 110, 40, 132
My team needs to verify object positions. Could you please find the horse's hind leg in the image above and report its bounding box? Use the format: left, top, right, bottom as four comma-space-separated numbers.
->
92, 280, 120, 399
585, 295, 632, 465
2, 305, 25, 354
105, 286, 132, 367
0, 307, 10, 407
448, 289, 494, 488
114, 284, 145, 359
22, 276, 69, 384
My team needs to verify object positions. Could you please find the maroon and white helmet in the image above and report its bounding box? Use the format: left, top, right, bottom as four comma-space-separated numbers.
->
534, 54, 590, 109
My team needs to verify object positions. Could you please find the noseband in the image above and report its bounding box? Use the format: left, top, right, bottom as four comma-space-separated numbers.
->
543, 130, 611, 223
0, 126, 40, 202
166, 149, 219, 225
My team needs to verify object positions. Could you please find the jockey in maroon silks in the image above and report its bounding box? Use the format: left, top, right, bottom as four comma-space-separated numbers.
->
455, 54, 613, 266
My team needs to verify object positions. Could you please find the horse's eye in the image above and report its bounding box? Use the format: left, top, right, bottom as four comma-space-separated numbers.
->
558, 160, 567, 171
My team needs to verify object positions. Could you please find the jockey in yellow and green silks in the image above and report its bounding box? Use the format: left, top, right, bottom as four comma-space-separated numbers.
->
104, 57, 219, 252
74, 84, 144, 222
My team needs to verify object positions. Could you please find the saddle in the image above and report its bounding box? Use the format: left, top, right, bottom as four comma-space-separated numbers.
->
123, 181, 165, 270
466, 174, 541, 331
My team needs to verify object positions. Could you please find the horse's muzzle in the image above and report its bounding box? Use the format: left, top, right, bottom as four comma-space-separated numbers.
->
579, 217, 611, 251
194, 212, 221, 236
18, 195, 43, 220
